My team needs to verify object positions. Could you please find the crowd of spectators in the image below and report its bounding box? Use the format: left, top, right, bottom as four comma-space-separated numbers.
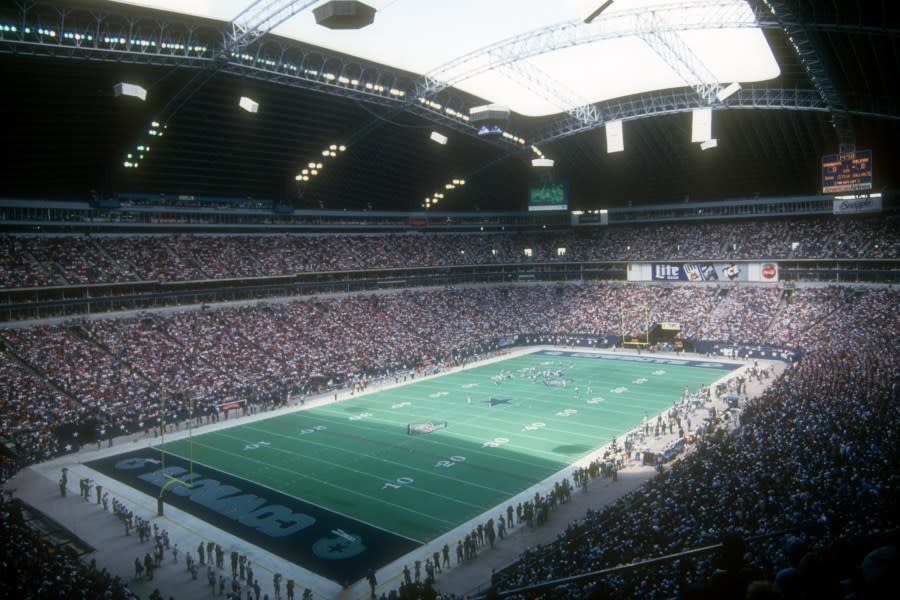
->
0, 235, 47, 287
1, 215, 897, 289
0, 279, 895, 598
697, 287, 782, 345
0, 280, 875, 466
489, 288, 899, 600
101, 235, 202, 282
0, 496, 139, 599
728, 220, 797, 260
763, 286, 855, 347
1, 227, 898, 599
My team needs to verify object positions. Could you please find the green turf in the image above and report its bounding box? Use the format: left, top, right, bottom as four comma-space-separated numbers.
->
158, 351, 736, 542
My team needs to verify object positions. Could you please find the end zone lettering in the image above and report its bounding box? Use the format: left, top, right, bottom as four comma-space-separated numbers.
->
130, 464, 315, 538
90, 442, 435, 581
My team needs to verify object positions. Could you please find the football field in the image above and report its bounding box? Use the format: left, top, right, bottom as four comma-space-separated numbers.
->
89, 349, 739, 583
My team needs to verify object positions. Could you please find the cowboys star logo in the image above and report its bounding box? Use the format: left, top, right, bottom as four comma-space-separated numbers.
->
312, 529, 366, 560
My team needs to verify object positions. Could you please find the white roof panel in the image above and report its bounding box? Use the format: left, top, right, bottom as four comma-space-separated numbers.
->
113, 0, 780, 116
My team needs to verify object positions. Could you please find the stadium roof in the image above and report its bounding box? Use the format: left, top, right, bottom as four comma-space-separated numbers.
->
118, 0, 781, 117
1, 0, 898, 212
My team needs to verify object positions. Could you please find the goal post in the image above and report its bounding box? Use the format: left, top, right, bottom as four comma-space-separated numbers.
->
158, 387, 195, 515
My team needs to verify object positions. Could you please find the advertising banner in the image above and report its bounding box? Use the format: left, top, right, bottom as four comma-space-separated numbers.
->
832, 196, 882, 215
748, 262, 779, 282
646, 262, 778, 283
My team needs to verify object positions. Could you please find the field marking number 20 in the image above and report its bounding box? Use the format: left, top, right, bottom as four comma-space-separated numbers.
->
434, 455, 466, 468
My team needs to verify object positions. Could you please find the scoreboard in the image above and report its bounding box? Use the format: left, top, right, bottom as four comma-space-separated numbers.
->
528, 181, 568, 212
822, 150, 872, 193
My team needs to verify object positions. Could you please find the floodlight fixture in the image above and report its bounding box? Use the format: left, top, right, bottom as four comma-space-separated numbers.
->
532, 158, 555, 168
700, 139, 718, 150
239, 96, 259, 113
605, 119, 624, 153
477, 124, 503, 138
691, 107, 712, 143
114, 82, 147, 101
469, 104, 510, 123
430, 131, 448, 145
716, 82, 742, 102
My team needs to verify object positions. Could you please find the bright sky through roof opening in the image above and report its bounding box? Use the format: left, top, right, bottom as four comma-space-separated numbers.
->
114, 0, 779, 117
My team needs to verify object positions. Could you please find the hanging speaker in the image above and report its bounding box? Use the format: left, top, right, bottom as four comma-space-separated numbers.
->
313, 1, 376, 30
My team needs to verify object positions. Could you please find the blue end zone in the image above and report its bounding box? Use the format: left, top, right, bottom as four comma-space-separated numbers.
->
86, 448, 420, 584
532, 349, 740, 370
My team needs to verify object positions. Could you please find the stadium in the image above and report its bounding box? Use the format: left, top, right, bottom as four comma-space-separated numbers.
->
1, 1, 898, 600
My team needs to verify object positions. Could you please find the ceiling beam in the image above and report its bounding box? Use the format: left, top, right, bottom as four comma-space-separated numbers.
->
6, 0, 897, 160
635, 9, 724, 106
226, 1, 319, 57
528, 87, 828, 146
422, 0, 762, 94
749, 0, 855, 146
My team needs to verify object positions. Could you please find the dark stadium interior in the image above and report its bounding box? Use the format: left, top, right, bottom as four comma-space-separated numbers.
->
1, 0, 898, 211
1, 2, 899, 600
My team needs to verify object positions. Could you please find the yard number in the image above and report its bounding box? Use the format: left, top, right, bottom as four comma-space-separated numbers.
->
482, 437, 510, 448
298, 425, 327, 435
243, 441, 271, 451
382, 477, 414, 490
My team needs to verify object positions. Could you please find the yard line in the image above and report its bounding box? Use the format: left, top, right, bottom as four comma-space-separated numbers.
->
310, 402, 637, 451
156, 350, 735, 544
235, 423, 535, 491
152, 444, 425, 544
294, 407, 597, 464
208, 427, 517, 499
170, 436, 462, 533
